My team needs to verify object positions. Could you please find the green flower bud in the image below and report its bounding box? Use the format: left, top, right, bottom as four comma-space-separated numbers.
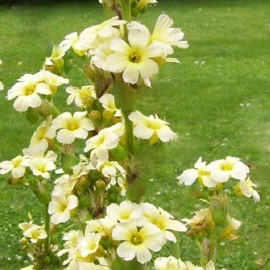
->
210, 194, 228, 226
89, 169, 103, 185
36, 100, 60, 119
110, 145, 128, 162
25, 107, 40, 124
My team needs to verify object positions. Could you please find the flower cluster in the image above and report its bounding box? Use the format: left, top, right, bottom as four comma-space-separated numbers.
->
154, 256, 225, 270
57, 13, 188, 87
177, 156, 260, 202
56, 200, 186, 268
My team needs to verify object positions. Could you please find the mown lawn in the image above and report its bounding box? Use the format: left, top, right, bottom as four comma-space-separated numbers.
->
0, 0, 270, 269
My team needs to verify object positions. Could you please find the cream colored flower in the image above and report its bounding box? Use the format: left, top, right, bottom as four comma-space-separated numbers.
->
28, 154, 56, 179
234, 178, 260, 202
84, 126, 120, 162
78, 16, 126, 53
7, 77, 52, 112
51, 111, 94, 144
28, 116, 56, 154
106, 201, 142, 223
112, 220, 165, 264
129, 110, 177, 145
152, 14, 189, 55
138, 203, 186, 242
66, 85, 96, 108
177, 157, 216, 187
23, 224, 47, 243
99, 93, 121, 117
0, 155, 28, 178
78, 232, 101, 257
206, 156, 250, 183
104, 27, 162, 84
48, 193, 78, 224
60, 32, 85, 56
154, 256, 186, 270
220, 215, 241, 240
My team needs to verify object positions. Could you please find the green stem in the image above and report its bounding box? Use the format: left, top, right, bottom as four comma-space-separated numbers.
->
168, 232, 181, 259
44, 204, 50, 255
112, 255, 146, 270
200, 230, 217, 267
120, 0, 131, 22
122, 110, 134, 156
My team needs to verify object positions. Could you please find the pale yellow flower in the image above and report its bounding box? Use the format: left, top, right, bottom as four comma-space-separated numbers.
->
23, 224, 47, 243
177, 157, 216, 187
206, 156, 250, 183
128, 110, 177, 145
60, 32, 85, 56
0, 155, 28, 178
234, 178, 260, 202
28, 155, 56, 179
112, 220, 165, 264
104, 27, 162, 84
154, 256, 186, 270
28, 116, 56, 154
84, 126, 120, 162
152, 14, 189, 55
138, 203, 186, 242
66, 85, 96, 108
106, 201, 142, 223
99, 93, 121, 117
78, 16, 125, 53
7, 77, 52, 112
52, 111, 94, 144
78, 232, 101, 257
48, 193, 78, 224
220, 215, 241, 240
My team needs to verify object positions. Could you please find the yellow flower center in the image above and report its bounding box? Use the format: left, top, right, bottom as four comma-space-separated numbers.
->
131, 234, 143, 245
24, 86, 35, 96
220, 161, 233, 171
129, 52, 141, 63
68, 121, 79, 131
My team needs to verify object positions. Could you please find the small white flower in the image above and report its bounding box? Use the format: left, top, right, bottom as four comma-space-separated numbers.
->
177, 157, 216, 187
48, 194, 78, 224
206, 156, 250, 183
51, 111, 94, 144
0, 155, 28, 178
129, 110, 177, 145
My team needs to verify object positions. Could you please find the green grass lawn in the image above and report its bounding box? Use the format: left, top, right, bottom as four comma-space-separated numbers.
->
0, 0, 270, 269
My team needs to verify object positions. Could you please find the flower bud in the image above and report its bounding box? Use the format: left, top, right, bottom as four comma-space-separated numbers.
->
25, 107, 40, 124
19, 237, 28, 245
36, 100, 60, 119
83, 64, 95, 83
110, 145, 128, 162
209, 194, 228, 226
95, 179, 106, 189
